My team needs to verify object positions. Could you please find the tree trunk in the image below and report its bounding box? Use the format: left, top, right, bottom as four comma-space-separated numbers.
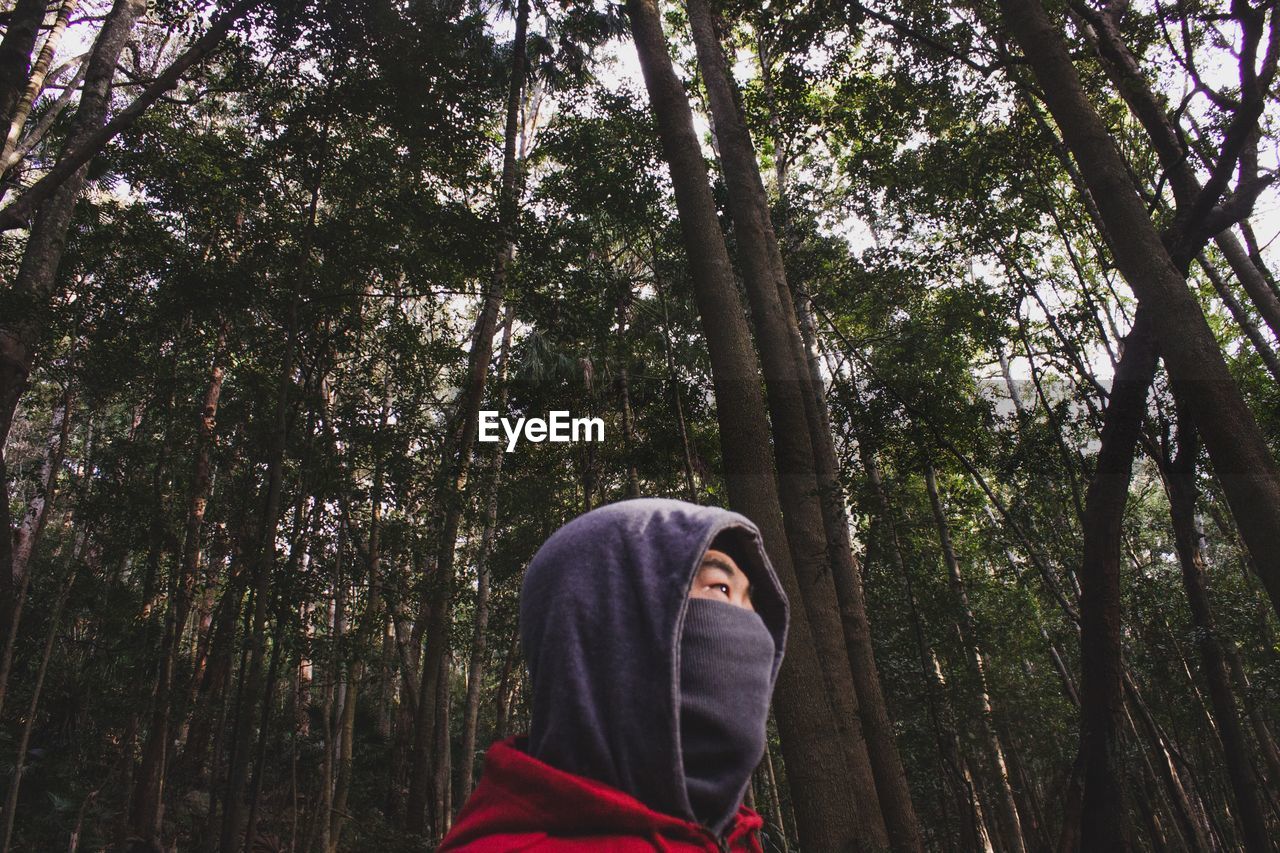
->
406, 0, 529, 834
0, 0, 78, 183
1197, 256, 1280, 383
131, 321, 228, 840
1216, 231, 1280, 344
0, 386, 72, 720
244, 612, 287, 847
762, 743, 791, 853
0, 0, 50, 126
615, 290, 642, 498
328, 650, 358, 853
684, 2, 914, 846
0, 537, 79, 853
0, 0, 148, 672
626, 0, 880, 846
219, 284, 301, 850
924, 462, 1029, 853
999, 0, 1280, 621
433, 649, 453, 835
1222, 639, 1280, 799
492, 626, 519, 741
657, 281, 699, 501
458, 305, 513, 805
873, 455, 995, 853
1123, 673, 1218, 851
1074, 305, 1159, 851
9, 366, 73, 587
1157, 413, 1273, 851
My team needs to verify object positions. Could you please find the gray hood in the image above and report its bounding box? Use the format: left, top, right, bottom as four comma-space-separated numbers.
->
520, 497, 789, 827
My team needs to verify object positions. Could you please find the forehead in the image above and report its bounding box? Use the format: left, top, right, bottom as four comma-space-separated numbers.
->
699, 549, 750, 582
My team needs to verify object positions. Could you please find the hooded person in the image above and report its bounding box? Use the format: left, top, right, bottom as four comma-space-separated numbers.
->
438, 497, 789, 852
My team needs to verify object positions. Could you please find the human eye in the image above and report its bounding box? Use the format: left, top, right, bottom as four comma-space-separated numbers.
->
710, 582, 730, 597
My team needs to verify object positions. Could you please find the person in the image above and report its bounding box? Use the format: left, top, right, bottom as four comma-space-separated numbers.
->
438, 497, 789, 852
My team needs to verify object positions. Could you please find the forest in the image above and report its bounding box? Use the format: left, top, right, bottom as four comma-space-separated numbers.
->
1, 0, 1279, 849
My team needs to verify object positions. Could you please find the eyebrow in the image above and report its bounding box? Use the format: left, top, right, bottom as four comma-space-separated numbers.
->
700, 554, 753, 594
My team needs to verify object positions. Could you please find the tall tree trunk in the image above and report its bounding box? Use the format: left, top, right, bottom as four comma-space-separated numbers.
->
870, 453, 994, 853
219, 284, 302, 850
0, 534, 80, 853
1237, 220, 1280, 299
762, 744, 791, 853
1222, 639, 1280, 798
798, 291, 923, 853
999, 0, 1280, 621
1215, 232, 1280, 344
328, 649, 358, 853
924, 462, 1030, 853
1157, 413, 1273, 851
1123, 673, 1218, 851
131, 321, 228, 840
615, 289, 642, 498
491, 625, 519, 741
0, 0, 148, 672
657, 281, 698, 501
684, 2, 915, 846
1197, 256, 1280, 383
9, 368, 73, 587
458, 306, 514, 806
432, 649, 453, 835
0, 385, 72, 720
626, 0, 878, 846
1074, 305, 1159, 851
0, 0, 50, 125
0, 0, 78, 184
328, 382, 391, 850
245, 611, 287, 847
405, 0, 529, 834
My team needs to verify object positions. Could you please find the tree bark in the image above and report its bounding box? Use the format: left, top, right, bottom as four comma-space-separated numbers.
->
1222, 639, 1280, 799
1216, 231, 1280, 344
684, 2, 914, 846
0, 0, 50, 126
924, 462, 1029, 853
458, 305, 513, 805
219, 283, 301, 851
626, 0, 879, 846
656, 281, 699, 501
1197, 255, 1280, 383
0, 0, 148, 671
1157, 412, 1273, 851
0, 534, 80, 853
615, 290, 642, 498
1000, 0, 1280, 621
0, 385, 73, 719
0, 0, 78, 184
405, 0, 528, 834
1123, 673, 1217, 851
1074, 304, 1159, 851
131, 321, 228, 840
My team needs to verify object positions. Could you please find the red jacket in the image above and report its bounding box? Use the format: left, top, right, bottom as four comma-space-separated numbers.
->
438, 737, 766, 852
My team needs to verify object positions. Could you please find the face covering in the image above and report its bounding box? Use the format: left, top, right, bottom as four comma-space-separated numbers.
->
521, 499, 788, 831
679, 597, 777, 837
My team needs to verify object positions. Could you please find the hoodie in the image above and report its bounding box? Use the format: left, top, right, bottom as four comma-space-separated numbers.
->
439, 498, 789, 851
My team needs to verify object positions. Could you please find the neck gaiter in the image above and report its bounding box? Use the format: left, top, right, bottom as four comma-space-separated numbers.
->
679, 598, 777, 837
